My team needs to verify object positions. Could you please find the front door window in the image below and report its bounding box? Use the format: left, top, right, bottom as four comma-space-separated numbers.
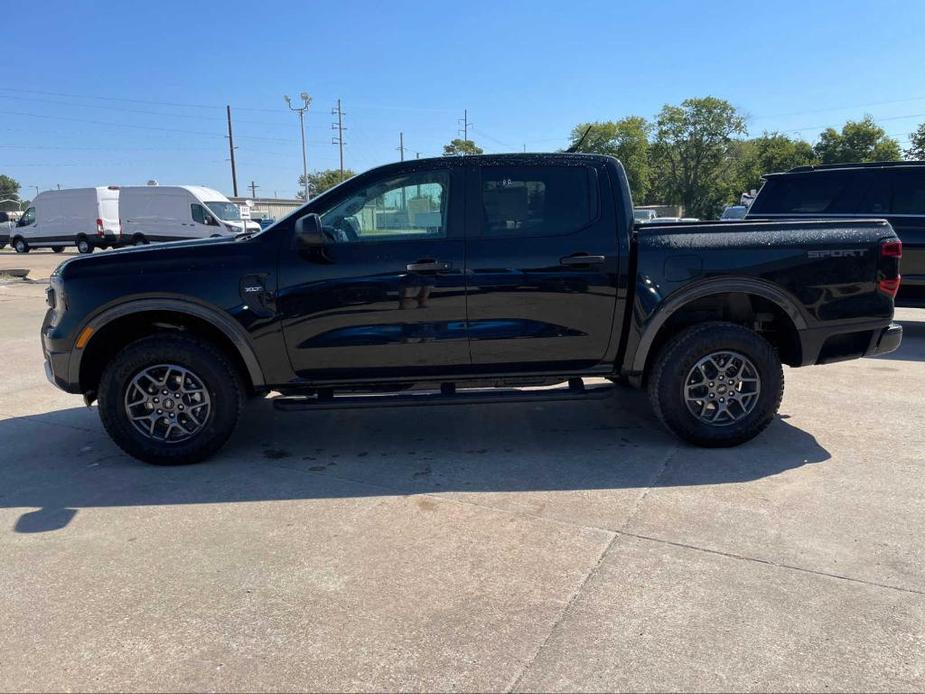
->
320, 171, 449, 243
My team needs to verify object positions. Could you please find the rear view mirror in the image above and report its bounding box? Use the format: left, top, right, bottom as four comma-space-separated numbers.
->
294, 213, 324, 247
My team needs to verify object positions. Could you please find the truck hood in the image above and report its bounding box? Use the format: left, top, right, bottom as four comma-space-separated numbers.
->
54, 234, 250, 280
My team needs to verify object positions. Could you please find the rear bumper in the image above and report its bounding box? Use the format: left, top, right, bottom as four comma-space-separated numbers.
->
798, 320, 902, 365
865, 322, 903, 357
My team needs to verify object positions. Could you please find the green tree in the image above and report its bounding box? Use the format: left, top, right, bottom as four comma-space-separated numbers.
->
0, 174, 20, 202
905, 122, 925, 160
442, 139, 483, 156
297, 169, 356, 199
813, 116, 902, 164
735, 132, 817, 193
568, 117, 651, 202
650, 97, 748, 218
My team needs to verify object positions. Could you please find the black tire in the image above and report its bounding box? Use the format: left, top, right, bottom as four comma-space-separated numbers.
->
76, 236, 93, 254
132, 234, 148, 246
52, 246, 65, 253
647, 321, 783, 447
98, 334, 246, 465
12, 237, 29, 254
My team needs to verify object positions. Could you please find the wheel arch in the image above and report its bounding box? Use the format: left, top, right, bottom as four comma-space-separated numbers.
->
630, 278, 807, 381
73, 299, 266, 400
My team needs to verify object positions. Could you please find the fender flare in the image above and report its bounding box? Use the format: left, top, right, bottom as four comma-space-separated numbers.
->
630, 277, 808, 375
70, 298, 266, 389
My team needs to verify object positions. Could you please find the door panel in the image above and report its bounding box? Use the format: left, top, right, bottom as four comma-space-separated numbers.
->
276, 166, 469, 381
464, 162, 620, 371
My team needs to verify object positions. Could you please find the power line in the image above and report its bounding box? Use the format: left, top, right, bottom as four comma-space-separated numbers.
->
0, 109, 293, 142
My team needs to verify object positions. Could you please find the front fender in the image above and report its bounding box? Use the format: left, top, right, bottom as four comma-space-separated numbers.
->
67, 297, 266, 390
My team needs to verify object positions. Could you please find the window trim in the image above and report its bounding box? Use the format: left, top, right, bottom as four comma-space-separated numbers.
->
474, 163, 601, 240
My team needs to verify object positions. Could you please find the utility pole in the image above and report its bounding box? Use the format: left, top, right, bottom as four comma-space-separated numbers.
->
285, 92, 311, 200
398, 132, 405, 161
331, 99, 346, 177
226, 105, 239, 197
458, 109, 469, 141
249, 180, 259, 198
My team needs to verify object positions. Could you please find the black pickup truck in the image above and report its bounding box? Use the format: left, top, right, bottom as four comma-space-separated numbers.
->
42, 154, 903, 465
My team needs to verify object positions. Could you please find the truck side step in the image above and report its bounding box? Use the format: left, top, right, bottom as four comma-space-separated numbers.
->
271, 378, 616, 411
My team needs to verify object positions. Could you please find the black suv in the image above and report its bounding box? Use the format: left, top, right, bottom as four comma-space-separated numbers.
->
747, 161, 925, 306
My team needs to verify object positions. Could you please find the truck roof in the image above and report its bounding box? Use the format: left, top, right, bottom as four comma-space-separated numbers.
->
766, 160, 925, 177
373, 152, 616, 169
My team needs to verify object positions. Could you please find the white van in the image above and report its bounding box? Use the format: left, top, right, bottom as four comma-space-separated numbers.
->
11, 187, 121, 254
119, 185, 260, 244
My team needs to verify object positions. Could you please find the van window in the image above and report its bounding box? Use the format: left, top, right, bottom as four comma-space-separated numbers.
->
892, 171, 925, 215
751, 173, 854, 214
481, 165, 596, 237
191, 203, 208, 224
19, 207, 35, 226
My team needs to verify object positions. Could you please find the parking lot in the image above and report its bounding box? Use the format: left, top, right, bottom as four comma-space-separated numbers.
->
1, 248, 923, 691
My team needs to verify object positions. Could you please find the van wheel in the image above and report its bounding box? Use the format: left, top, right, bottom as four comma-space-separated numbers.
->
13, 237, 29, 254
98, 334, 245, 465
76, 236, 93, 254
132, 234, 148, 246
51, 246, 65, 253
647, 322, 783, 447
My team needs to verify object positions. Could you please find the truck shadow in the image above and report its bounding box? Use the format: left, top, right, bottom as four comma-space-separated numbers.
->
0, 390, 830, 533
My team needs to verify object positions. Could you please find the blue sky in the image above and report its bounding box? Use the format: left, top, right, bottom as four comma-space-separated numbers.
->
5, 0, 925, 199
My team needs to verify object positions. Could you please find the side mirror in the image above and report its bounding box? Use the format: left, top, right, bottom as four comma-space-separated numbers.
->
294, 213, 324, 247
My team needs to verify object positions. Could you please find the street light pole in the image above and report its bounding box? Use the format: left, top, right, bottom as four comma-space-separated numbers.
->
285, 92, 312, 201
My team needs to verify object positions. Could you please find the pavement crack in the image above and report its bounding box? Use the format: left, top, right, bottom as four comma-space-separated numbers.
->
505, 444, 678, 692
615, 530, 925, 597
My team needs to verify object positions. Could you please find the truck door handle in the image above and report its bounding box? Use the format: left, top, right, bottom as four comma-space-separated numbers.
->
560, 254, 605, 266
406, 260, 450, 272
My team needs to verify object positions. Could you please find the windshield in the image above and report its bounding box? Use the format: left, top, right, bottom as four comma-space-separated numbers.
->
205, 201, 241, 221
721, 206, 747, 219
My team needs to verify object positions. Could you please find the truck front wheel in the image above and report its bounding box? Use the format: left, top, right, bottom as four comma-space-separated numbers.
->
97, 334, 245, 465
648, 322, 783, 447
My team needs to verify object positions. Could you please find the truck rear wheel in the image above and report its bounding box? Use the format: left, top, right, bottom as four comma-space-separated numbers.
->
647, 322, 783, 447
76, 236, 93, 254
98, 334, 245, 465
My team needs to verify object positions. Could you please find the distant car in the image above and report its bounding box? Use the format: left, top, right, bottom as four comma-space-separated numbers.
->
680, 217, 700, 222
653, 216, 681, 223
633, 209, 656, 223
256, 217, 276, 230
721, 205, 749, 221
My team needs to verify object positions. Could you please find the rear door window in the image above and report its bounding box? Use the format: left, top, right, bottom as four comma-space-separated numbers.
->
891, 170, 925, 215
751, 173, 854, 214
480, 165, 597, 237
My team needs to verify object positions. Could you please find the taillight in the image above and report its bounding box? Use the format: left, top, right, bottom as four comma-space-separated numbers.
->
878, 239, 902, 298
96, 218, 104, 237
